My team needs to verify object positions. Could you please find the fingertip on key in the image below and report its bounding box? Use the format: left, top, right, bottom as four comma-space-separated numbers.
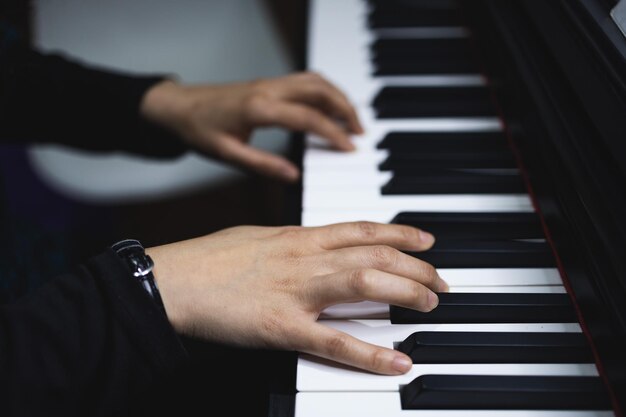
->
438, 278, 450, 293
419, 230, 435, 246
427, 291, 439, 311
392, 355, 412, 374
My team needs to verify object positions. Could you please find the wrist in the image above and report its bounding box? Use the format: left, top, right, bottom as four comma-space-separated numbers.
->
140, 79, 190, 133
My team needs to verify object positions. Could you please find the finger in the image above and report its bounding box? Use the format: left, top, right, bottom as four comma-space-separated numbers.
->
216, 135, 300, 182
297, 322, 412, 375
309, 268, 439, 312
248, 98, 355, 151
313, 221, 435, 251
279, 73, 364, 134
320, 245, 449, 292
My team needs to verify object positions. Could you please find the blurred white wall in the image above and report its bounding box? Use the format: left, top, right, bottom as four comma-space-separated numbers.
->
28, 0, 295, 204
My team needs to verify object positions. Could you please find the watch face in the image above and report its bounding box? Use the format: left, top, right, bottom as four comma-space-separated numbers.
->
112, 239, 154, 278
129, 254, 154, 278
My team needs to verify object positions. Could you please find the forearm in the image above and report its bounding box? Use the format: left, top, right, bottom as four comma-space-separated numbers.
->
0, 43, 186, 158
0, 250, 188, 416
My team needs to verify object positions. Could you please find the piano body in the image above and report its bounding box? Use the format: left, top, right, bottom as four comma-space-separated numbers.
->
271, 0, 626, 416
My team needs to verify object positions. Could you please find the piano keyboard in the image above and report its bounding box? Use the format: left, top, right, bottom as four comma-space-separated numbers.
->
295, 0, 615, 416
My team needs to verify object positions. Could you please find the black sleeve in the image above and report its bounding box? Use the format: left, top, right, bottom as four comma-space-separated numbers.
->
0, 249, 189, 417
0, 39, 187, 158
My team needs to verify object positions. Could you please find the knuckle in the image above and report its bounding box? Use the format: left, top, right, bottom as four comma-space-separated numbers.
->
369, 245, 397, 268
249, 78, 270, 94
315, 82, 334, 96
259, 308, 289, 346
232, 225, 261, 234
279, 225, 305, 239
355, 221, 378, 240
408, 282, 430, 309
281, 248, 306, 268
370, 349, 388, 372
348, 268, 372, 296
419, 262, 438, 287
400, 226, 419, 243
303, 71, 324, 81
324, 333, 350, 358
243, 92, 272, 120
296, 109, 322, 129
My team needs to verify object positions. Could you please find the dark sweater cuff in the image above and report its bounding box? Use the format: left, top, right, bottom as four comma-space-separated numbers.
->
0, 43, 188, 158
85, 249, 188, 375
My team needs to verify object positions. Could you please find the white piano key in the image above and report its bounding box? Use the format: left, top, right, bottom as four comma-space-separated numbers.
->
304, 169, 521, 188
440, 268, 562, 286
296, 320, 591, 392
298, 360, 598, 392
295, 392, 614, 417
306, 107, 503, 150
321, 267, 565, 319
312, 320, 582, 344
302, 210, 402, 226
303, 148, 387, 169
301, 210, 398, 226
321, 301, 390, 319
304, 106, 505, 176
450, 285, 566, 293
304, 170, 393, 188
301, 206, 547, 226
320, 286, 566, 319
303, 189, 533, 212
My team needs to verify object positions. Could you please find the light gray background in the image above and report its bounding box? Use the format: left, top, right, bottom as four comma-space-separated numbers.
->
29, 0, 295, 203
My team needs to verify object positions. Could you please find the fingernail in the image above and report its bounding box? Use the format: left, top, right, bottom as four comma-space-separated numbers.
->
419, 230, 435, 246
392, 355, 412, 373
427, 291, 439, 311
438, 278, 450, 293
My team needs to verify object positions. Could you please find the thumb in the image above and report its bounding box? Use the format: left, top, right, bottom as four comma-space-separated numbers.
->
217, 137, 300, 182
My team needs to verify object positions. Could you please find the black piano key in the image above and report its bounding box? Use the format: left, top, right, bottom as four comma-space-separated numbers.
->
372, 86, 496, 118
371, 38, 479, 75
373, 60, 479, 76
372, 38, 472, 60
396, 331, 593, 363
379, 152, 518, 171
382, 171, 526, 194
377, 131, 508, 152
406, 240, 555, 268
400, 375, 612, 410
390, 293, 578, 324
392, 211, 544, 240
368, 0, 464, 28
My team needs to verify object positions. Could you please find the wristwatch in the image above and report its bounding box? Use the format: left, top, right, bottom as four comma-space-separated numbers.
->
111, 239, 167, 315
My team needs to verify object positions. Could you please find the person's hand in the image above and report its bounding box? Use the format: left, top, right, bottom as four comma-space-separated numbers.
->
140, 72, 364, 182
146, 222, 448, 375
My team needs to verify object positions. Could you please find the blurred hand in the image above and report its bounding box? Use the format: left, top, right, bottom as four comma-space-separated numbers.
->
140, 72, 364, 182
146, 222, 448, 376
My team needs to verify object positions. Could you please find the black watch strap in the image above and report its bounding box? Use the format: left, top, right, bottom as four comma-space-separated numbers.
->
111, 239, 167, 316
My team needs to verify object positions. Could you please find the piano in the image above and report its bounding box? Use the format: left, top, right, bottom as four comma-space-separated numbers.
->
270, 0, 626, 416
